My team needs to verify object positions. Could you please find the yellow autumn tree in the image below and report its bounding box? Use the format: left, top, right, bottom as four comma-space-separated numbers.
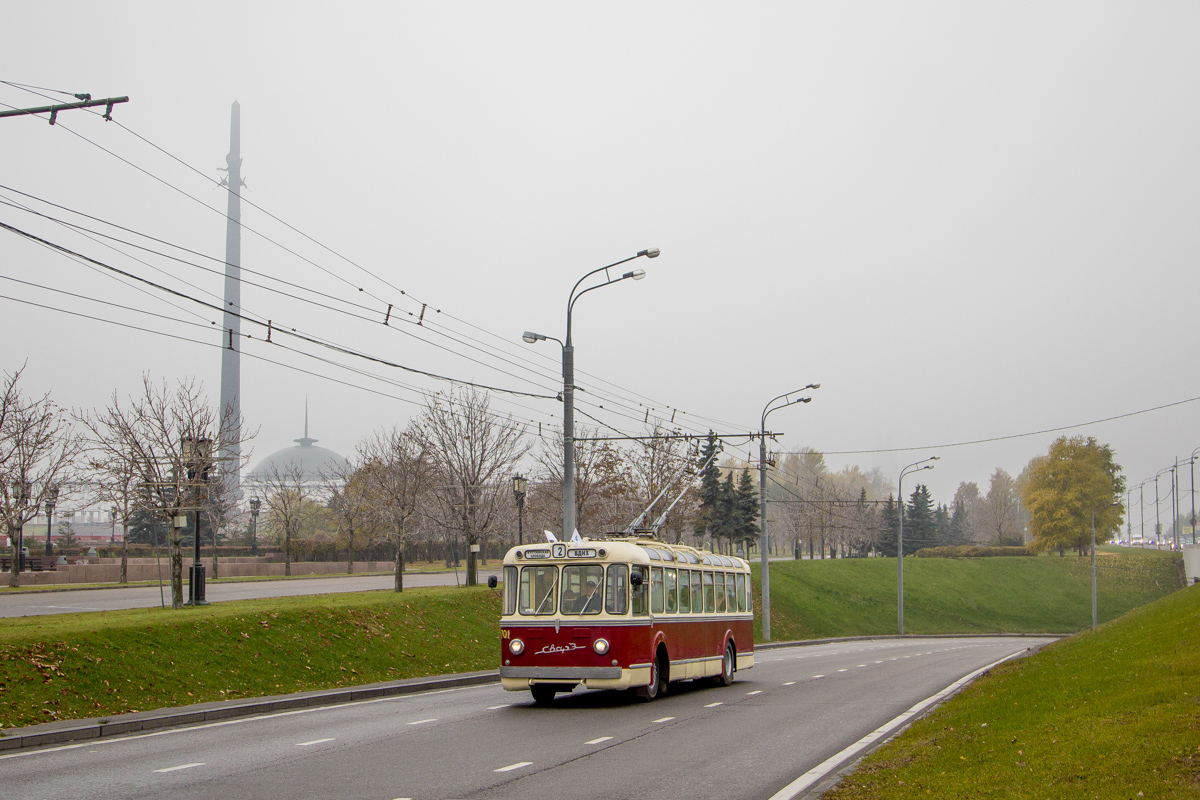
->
1019, 436, 1125, 556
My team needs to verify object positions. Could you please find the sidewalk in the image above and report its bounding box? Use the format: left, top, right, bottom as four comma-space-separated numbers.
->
0, 669, 500, 752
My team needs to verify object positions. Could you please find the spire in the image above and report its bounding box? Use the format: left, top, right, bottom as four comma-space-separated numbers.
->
294, 398, 317, 447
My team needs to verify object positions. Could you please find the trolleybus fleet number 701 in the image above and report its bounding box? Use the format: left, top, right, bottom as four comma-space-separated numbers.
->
497, 536, 754, 705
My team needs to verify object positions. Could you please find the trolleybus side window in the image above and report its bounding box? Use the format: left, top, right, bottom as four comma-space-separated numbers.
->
561, 564, 604, 615
715, 572, 726, 612
725, 572, 736, 613
503, 566, 518, 615
650, 567, 665, 614
664, 568, 678, 614
631, 568, 648, 616
703, 571, 715, 613
606, 564, 628, 615
736, 572, 747, 613
519, 565, 558, 615
678, 569, 691, 613
691, 570, 703, 613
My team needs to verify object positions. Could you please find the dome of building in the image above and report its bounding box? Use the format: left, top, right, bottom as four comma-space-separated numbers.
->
245, 412, 349, 484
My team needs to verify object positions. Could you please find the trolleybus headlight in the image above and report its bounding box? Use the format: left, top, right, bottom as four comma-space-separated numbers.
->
509, 638, 525, 656
593, 638, 610, 655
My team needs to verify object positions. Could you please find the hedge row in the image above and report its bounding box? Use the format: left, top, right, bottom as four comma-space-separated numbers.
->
912, 545, 1031, 558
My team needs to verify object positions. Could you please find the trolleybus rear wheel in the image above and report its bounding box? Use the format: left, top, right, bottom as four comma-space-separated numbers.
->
714, 641, 735, 687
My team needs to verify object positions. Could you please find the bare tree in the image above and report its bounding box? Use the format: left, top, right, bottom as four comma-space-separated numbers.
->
418, 388, 530, 586
358, 425, 431, 591
258, 461, 311, 577
324, 453, 380, 575
979, 468, 1021, 545
536, 426, 634, 535
0, 366, 84, 587
625, 424, 691, 537
78, 376, 250, 607
83, 448, 139, 583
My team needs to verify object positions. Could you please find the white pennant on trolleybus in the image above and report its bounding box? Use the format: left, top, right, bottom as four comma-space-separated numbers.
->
543, 531, 558, 543
570, 529, 582, 543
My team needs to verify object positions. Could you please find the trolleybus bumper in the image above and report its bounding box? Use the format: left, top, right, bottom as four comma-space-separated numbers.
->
500, 665, 651, 692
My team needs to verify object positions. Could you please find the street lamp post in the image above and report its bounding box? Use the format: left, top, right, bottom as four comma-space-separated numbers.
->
758, 385, 819, 642
512, 474, 527, 546
1092, 499, 1120, 628
1155, 467, 1172, 551
184, 436, 213, 606
523, 248, 657, 539
43, 487, 59, 556
1191, 448, 1200, 545
110, 506, 117, 545
898, 456, 939, 635
249, 497, 261, 557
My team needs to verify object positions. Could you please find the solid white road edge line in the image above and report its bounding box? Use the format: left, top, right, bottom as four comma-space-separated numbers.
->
153, 762, 205, 773
0, 683, 491, 761
766, 652, 1024, 800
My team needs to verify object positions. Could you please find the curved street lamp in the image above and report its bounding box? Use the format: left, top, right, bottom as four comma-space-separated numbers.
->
758, 385, 819, 642
512, 474, 528, 546
898, 456, 938, 634
43, 486, 59, 556
523, 248, 658, 538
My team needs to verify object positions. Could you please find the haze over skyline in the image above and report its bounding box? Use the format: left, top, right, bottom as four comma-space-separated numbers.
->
4, 3, 1199, 522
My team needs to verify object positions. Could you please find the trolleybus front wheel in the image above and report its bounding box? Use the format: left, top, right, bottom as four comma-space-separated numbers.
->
635, 649, 668, 702
531, 684, 566, 705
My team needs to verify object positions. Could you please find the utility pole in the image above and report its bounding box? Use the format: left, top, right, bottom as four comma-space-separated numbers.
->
218, 101, 244, 498
0, 95, 128, 125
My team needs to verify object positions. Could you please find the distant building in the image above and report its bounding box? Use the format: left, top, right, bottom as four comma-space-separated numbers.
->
244, 412, 349, 496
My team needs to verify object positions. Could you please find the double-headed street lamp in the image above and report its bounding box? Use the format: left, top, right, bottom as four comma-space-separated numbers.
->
523, 248, 658, 538
248, 497, 261, 557
43, 487, 59, 556
1091, 498, 1120, 629
898, 456, 938, 635
512, 474, 528, 546
759, 385, 819, 642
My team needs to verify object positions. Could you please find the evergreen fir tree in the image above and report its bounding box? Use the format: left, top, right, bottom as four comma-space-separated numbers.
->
878, 494, 900, 557
934, 503, 952, 547
735, 468, 760, 555
904, 484, 935, 555
694, 431, 723, 544
715, 471, 738, 553
949, 499, 971, 545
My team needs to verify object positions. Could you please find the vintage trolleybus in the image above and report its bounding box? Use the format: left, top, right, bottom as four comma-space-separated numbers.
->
498, 535, 754, 704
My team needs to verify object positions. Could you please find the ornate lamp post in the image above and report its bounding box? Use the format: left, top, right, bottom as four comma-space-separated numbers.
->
512, 474, 527, 546
523, 248, 658, 539
249, 497, 261, 557
184, 436, 213, 606
43, 487, 59, 556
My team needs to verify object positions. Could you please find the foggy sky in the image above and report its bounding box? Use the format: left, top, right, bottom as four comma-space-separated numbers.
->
4, 2, 1199, 530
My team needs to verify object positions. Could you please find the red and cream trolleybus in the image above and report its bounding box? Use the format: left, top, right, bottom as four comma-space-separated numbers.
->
498, 535, 754, 704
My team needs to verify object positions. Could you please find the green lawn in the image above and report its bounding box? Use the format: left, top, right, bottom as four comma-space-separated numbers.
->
751, 548, 1182, 641
826, 579, 1200, 799
0, 587, 500, 730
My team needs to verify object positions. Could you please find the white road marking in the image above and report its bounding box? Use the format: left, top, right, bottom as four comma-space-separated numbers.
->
296, 738, 335, 746
43, 605, 104, 611
494, 761, 532, 772
653, 716, 675, 723
586, 736, 613, 745
746, 690, 763, 695
837, 669, 848, 673
812, 674, 824, 678
154, 763, 205, 773
857, 664, 866, 667
487, 705, 510, 710
704, 702, 723, 708
768, 652, 1025, 800
407, 718, 438, 725
782, 681, 796, 686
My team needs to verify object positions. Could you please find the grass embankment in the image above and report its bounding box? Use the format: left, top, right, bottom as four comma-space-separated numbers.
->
752, 548, 1182, 642
826, 582, 1200, 799
0, 587, 499, 731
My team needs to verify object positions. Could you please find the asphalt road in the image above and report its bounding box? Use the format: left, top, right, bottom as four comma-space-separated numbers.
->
0, 570, 502, 618
0, 636, 1054, 799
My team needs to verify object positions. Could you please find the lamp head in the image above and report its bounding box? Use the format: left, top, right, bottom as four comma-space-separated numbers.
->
809, 383, 821, 390
638, 248, 661, 258
622, 268, 647, 280
522, 331, 546, 344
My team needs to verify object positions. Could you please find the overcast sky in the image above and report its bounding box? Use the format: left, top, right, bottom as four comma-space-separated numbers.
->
4, 3, 1199, 531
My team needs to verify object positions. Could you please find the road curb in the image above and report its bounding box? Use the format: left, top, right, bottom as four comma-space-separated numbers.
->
755, 631, 1068, 651
0, 670, 500, 752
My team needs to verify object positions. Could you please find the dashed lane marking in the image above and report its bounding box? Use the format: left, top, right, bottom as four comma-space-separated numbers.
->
653, 716, 675, 723
782, 681, 796, 686
586, 736, 613, 745
487, 705, 510, 710
296, 738, 335, 746
704, 702, 723, 708
812, 675, 824, 678
154, 763, 205, 773
407, 718, 438, 725
746, 690, 763, 695
495, 762, 533, 773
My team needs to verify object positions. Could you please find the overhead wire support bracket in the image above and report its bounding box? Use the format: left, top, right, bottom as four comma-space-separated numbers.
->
0, 95, 130, 124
